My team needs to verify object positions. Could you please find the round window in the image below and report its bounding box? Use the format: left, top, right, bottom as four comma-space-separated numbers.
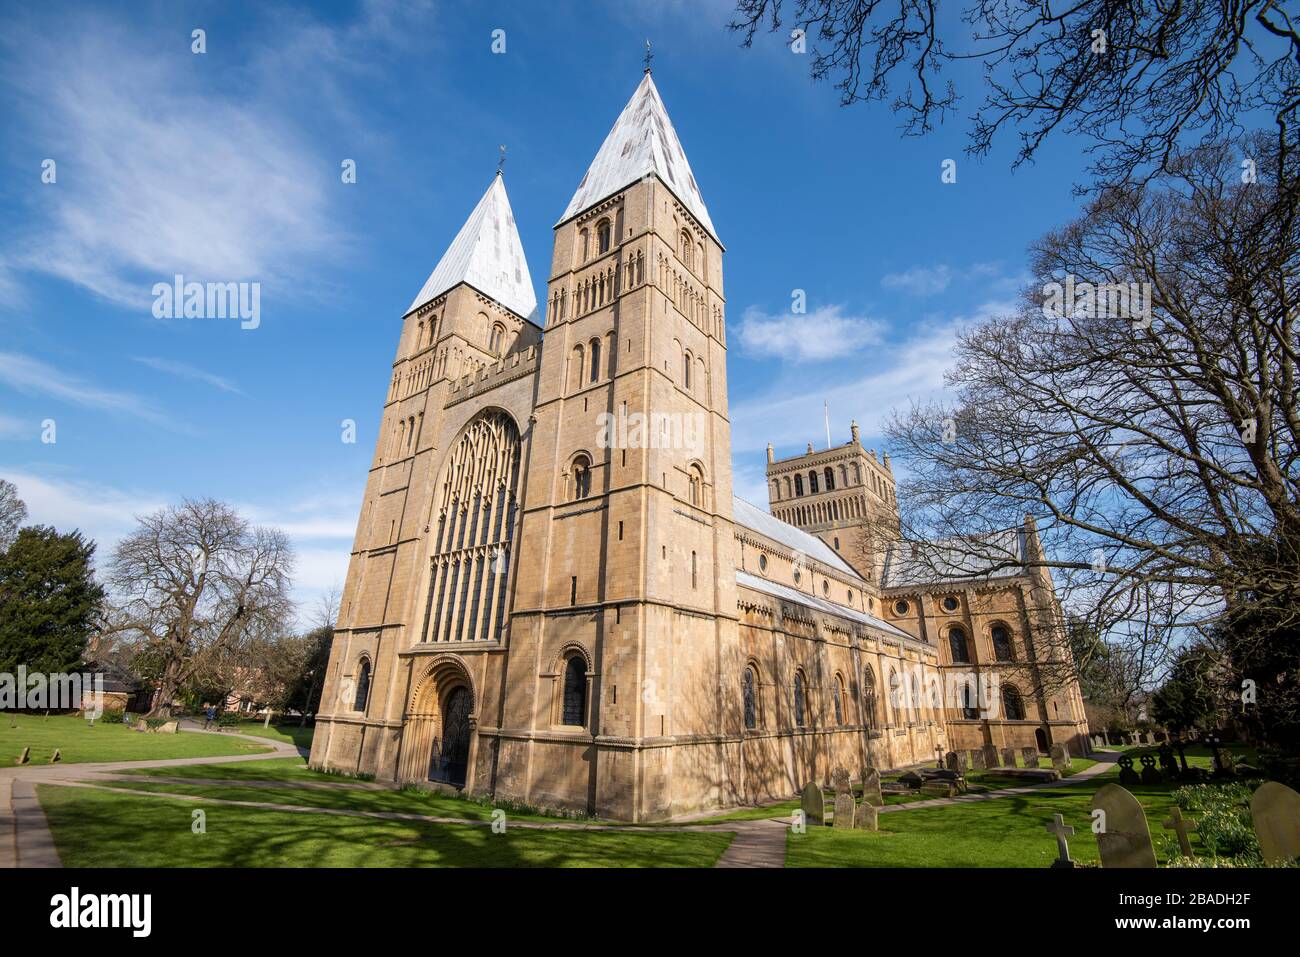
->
822, 580, 831, 596
894, 599, 909, 616
942, 596, 959, 612
847, 589, 854, 603
793, 569, 802, 584
758, 554, 768, 573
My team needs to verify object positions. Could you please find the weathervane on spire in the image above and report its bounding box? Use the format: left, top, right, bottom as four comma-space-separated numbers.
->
643, 38, 653, 74
497, 144, 506, 174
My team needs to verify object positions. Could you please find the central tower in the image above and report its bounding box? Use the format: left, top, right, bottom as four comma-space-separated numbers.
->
497, 72, 741, 820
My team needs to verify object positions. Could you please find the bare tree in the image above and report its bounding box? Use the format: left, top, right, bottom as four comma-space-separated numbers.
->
886, 137, 1300, 696
106, 499, 294, 717
730, 0, 1300, 193
0, 478, 28, 552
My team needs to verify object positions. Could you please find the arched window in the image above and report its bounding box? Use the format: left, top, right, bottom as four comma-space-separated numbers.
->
809, 470, 819, 494
948, 626, 971, 664
589, 338, 601, 382
353, 658, 371, 712
743, 667, 757, 730
688, 465, 704, 507
793, 671, 806, 727
579, 228, 589, 262
489, 323, 505, 355
961, 680, 979, 719
833, 674, 845, 725
569, 344, 585, 391
572, 455, 592, 500
597, 219, 611, 255
794, 474, 804, 496
562, 655, 587, 726
683, 351, 692, 389
1002, 685, 1025, 720
680, 230, 692, 268
992, 625, 1014, 661
824, 466, 835, 490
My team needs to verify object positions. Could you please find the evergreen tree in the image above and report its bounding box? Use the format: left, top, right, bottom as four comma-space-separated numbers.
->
0, 525, 104, 675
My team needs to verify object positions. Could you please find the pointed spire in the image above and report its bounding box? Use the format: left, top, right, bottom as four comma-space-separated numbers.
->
407, 174, 538, 324
559, 73, 718, 242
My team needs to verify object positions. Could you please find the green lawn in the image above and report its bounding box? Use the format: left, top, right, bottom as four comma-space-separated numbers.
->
37, 785, 733, 867
0, 713, 272, 765
218, 719, 314, 750
786, 759, 1216, 867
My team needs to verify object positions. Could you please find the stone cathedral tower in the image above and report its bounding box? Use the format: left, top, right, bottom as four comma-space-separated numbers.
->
311, 72, 1088, 822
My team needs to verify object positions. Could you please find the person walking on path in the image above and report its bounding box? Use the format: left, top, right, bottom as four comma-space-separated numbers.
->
203, 704, 216, 731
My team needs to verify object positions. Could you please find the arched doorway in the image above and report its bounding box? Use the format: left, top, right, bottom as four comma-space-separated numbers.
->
398, 655, 477, 788
430, 685, 472, 786
1035, 728, 1049, 753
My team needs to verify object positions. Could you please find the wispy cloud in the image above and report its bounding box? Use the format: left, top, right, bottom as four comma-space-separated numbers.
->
737, 304, 884, 362
0, 4, 431, 311
131, 356, 243, 395
0, 351, 174, 427
881, 265, 954, 297
0, 414, 30, 441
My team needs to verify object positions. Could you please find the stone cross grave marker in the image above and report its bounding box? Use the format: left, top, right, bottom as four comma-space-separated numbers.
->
983, 744, 999, 768
800, 781, 825, 826
834, 789, 856, 829
1022, 746, 1040, 768
1000, 747, 1017, 768
1139, 753, 1163, 785
1050, 743, 1070, 772
1046, 813, 1076, 868
1250, 781, 1300, 866
861, 767, 883, 807
970, 748, 986, 771
1117, 754, 1140, 786
1092, 783, 1157, 868
854, 801, 879, 830
1162, 806, 1197, 858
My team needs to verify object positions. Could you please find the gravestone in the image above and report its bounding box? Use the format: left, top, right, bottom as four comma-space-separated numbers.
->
944, 751, 960, 773
1092, 783, 1157, 868
1092, 735, 1105, 749
1162, 806, 1197, 858
50, 748, 61, 764
831, 766, 851, 795
1000, 747, 1018, 768
1250, 782, 1300, 866
134, 718, 148, 733
861, 767, 884, 807
1211, 748, 1236, 778
970, 748, 986, 771
834, 790, 856, 829
1139, 753, 1163, 785
158, 720, 179, 735
983, 744, 1000, 768
854, 802, 879, 831
18, 746, 29, 765
1157, 743, 1178, 778
1046, 812, 1076, 868
1117, 755, 1140, 786
1022, 746, 1040, 768
898, 770, 925, 789
800, 782, 825, 826
1050, 743, 1070, 772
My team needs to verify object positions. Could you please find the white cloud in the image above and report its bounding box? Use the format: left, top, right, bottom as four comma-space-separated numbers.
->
0, 351, 174, 428
0, 414, 29, 441
131, 356, 243, 395
0, 14, 353, 310
737, 304, 884, 362
881, 265, 953, 297
730, 298, 1016, 457
0, 470, 166, 559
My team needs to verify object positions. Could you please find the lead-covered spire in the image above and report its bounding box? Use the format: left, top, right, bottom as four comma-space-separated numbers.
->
408, 172, 538, 324
559, 73, 717, 241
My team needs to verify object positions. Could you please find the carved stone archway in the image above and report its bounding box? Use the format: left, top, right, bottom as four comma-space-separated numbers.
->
397, 654, 478, 788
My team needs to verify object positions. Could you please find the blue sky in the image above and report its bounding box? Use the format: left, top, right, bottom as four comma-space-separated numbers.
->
0, 0, 1096, 614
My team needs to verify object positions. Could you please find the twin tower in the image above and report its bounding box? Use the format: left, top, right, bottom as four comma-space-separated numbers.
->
309, 73, 745, 819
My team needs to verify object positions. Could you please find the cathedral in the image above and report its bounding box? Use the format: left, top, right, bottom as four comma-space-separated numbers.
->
309, 71, 1090, 821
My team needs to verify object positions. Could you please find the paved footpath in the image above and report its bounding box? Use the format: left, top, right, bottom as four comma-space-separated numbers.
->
2, 733, 1120, 869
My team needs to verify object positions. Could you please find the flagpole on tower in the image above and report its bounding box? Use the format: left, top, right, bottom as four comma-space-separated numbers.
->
824, 401, 832, 449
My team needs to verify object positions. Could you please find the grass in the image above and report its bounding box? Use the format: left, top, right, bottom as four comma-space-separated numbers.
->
0, 713, 271, 765
217, 719, 314, 750
37, 784, 733, 867
785, 755, 1225, 867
